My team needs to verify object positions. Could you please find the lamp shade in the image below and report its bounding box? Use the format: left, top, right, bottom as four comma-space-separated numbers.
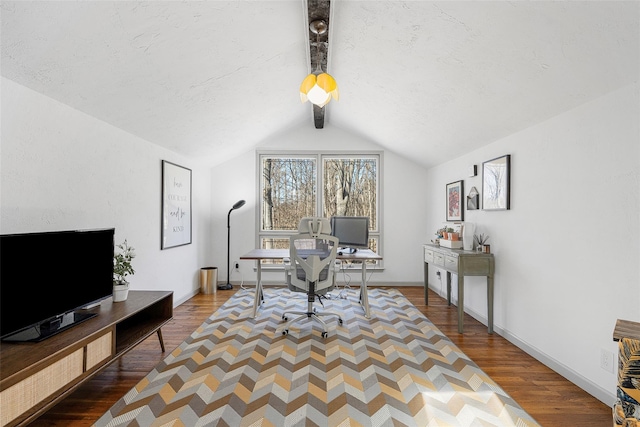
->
232, 199, 246, 210
300, 72, 339, 107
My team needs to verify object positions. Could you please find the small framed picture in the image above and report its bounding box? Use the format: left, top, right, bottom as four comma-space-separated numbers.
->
482, 154, 511, 210
161, 160, 192, 249
446, 180, 464, 221
467, 186, 479, 210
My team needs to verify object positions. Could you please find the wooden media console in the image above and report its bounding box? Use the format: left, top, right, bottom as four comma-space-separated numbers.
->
0, 290, 173, 427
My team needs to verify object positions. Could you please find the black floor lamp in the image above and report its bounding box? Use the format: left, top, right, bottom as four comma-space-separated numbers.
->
218, 199, 246, 290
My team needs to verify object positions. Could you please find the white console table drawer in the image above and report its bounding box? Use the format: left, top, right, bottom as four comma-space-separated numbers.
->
424, 248, 434, 263
444, 254, 458, 270
433, 252, 445, 267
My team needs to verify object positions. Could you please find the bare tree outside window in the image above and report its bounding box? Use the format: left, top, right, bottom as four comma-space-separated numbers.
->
322, 158, 377, 230
261, 157, 316, 249
258, 153, 381, 263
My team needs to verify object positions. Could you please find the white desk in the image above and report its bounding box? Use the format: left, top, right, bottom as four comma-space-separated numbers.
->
240, 248, 382, 318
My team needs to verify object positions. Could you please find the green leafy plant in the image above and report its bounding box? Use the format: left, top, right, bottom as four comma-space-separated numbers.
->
113, 240, 135, 286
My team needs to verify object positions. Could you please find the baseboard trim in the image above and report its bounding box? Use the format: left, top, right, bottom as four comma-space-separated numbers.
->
428, 285, 615, 406
175, 288, 200, 307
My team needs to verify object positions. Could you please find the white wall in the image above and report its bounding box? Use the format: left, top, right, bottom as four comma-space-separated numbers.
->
424, 82, 640, 405
209, 125, 430, 287
1, 78, 211, 305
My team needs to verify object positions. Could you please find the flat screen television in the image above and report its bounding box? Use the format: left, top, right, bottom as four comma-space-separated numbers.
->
0, 228, 115, 342
330, 216, 370, 254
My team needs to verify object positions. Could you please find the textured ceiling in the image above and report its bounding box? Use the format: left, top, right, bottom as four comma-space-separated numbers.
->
2, 1, 638, 168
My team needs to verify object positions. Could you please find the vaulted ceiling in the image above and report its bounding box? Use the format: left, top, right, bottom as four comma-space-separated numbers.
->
2, 1, 638, 168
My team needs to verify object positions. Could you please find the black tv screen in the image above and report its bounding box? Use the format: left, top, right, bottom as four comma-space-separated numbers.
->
330, 216, 370, 253
0, 228, 115, 342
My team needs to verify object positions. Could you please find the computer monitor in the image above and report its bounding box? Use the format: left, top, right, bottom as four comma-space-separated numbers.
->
330, 216, 370, 253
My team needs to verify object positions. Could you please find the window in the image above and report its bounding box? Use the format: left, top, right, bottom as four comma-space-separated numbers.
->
258, 152, 381, 267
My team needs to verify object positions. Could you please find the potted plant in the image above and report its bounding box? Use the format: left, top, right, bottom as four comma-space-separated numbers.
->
446, 227, 459, 241
113, 240, 135, 302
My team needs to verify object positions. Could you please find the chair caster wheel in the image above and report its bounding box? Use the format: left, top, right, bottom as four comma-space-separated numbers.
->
282, 329, 288, 336
321, 332, 328, 338
282, 316, 288, 321
338, 318, 343, 325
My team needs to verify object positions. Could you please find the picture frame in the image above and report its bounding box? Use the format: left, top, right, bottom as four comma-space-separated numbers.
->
467, 186, 479, 210
482, 154, 511, 210
161, 160, 192, 249
446, 180, 464, 221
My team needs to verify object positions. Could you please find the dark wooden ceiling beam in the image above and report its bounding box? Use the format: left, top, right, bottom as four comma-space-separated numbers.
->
306, 0, 331, 129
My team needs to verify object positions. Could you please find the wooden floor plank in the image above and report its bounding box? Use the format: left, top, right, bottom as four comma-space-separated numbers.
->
28, 286, 611, 426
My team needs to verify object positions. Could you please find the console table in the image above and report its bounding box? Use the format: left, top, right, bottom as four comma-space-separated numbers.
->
423, 244, 494, 333
0, 290, 173, 427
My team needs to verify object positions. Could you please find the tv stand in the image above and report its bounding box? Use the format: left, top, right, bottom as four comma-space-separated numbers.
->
0, 290, 173, 427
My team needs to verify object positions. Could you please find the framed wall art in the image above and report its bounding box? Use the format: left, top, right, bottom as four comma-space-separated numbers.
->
161, 160, 192, 249
482, 154, 511, 210
467, 186, 479, 210
446, 180, 464, 221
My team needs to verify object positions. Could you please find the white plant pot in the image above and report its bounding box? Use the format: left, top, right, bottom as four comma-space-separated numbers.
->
113, 283, 129, 302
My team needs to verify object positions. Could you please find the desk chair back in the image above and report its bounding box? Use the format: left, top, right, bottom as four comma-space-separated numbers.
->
288, 217, 339, 294
282, 217, 342, 338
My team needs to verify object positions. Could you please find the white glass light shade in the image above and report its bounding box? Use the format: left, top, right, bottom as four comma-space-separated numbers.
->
300, 73, 339, 107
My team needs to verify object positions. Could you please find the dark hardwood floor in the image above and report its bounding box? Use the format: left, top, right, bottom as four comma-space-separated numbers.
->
30, 286, 611, 426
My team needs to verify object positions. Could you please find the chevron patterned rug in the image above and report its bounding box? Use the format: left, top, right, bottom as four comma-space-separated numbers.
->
95, 287, 539, 427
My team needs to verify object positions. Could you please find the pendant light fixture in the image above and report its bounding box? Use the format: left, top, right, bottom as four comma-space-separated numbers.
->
300, 20, 339, 108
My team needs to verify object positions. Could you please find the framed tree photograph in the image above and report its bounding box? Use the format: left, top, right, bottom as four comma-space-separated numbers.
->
482, 154, 511, 210
161, 160, 192, 249
446, 180, 464, 221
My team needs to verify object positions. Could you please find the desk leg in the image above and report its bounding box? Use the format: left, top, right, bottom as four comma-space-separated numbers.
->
359, 262, 371, 318
457, 275, 465, 334
423, 262, 429, 305
446, 272, 452, 306
252, 260, 264, 318
487, 275, 494, 334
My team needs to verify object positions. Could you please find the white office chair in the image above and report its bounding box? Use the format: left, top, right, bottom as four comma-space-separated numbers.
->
282, 217, 342, 338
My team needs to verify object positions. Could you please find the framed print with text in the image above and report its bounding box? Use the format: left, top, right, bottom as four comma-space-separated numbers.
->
482, 154, 511, 210
161, 160, 192, 249
446, 180, 464, 221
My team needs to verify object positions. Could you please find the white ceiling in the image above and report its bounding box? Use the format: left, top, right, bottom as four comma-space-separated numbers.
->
2, 1, 638, 168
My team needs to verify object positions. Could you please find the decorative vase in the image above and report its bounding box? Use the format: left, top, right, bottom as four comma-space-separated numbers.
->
113, 283, 129, 302
462, 222, 475, 251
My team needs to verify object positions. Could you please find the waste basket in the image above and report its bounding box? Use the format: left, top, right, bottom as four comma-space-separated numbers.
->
200, 267, 218, 294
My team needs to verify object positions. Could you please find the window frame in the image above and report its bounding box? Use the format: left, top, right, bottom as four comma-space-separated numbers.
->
256, 150, 383, 269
